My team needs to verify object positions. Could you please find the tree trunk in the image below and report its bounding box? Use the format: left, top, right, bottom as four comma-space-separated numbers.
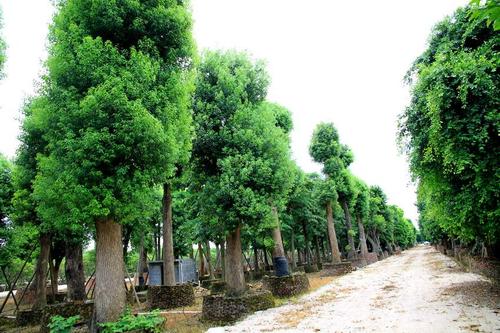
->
92, 219, 125, 332
136, 234, 148, 286
290, 228, 296, 269
32, 233, 50, 310
271, 207, 286, 258
225, 225, 245, 296
162, 183, 176, 286
326, 200, 341, 264
341, 199, 356, 259
205, 241, 214, 280
122, 225, 132, 263
220, 241, 226, 281
263, 248, 270, 269
215, 243, 221, 271
301, 220, 311, 264
198, 243, 205, 276
252, 242, 259, 271
314, 235, 322, 265
357, 216, 369, 259
65, 241, 86, 301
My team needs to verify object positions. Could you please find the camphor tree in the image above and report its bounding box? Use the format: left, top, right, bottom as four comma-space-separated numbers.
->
352, 176, 370, 262
398, 6, 499, 255
192, 50, 293, 294
309, 123, 344, 264
31, 0, 195, 328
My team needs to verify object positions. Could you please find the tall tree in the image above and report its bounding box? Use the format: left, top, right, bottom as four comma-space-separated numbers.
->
309, 123, 345, 264
32, 0, 195, 328
353, 177, 370, 261
398, 6, 499, 255
192, 51, 292, 294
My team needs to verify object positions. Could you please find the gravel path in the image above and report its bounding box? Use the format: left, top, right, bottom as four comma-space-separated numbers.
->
208, 245, 499, 333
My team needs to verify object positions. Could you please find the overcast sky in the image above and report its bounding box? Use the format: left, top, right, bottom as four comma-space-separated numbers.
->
0, 0, 468, 224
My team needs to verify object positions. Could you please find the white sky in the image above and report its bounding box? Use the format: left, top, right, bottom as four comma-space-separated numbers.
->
0, 0, 469, 225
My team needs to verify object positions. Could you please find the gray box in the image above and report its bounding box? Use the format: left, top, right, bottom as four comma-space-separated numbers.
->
148, 259, 198, 285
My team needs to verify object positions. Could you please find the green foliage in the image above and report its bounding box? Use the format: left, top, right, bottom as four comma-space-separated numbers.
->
0, 153, 13, 222
191, 50, 293, 234
399, 7, 499, 248
0, 6, 5, 78
469, 0, 500, 30
48, 315, 80, 333
99, 310, 164, 333
30, 0, 196, 230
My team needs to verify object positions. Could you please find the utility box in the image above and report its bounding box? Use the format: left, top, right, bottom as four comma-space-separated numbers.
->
148, 259, 198, 285
148, 261, 164, 286
175, 258, 198, 284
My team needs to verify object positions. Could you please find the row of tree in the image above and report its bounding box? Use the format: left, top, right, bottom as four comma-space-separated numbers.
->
398, 2, 499, 257
0, 0, 416, 331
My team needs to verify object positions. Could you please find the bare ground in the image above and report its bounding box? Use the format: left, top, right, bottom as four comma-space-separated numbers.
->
208, 245, 500, 333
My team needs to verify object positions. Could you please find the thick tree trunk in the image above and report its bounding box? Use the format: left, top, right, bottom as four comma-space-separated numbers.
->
225, 225, 245, 296
215, 243, 221, 271
271, 207, 286, 258
341, 199, 356, 259
32, 233, 50, 310
357, 216, 369, 259
271, 206, 289, 276
65, 241, 86, 301
326, 201, 341, 263
205, 241, 214, 280
290, 228, 296, 269
92, 219, 125, 332
136, 234, 148, 286
162, 183, 176, 286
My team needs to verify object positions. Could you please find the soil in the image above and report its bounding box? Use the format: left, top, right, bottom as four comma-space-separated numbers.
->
208, 245, 500, 332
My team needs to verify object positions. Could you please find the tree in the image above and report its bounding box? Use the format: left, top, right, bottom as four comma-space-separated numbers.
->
352, 177, 370, 260
398, 6, 499, 255
192, 50, 292, 293
309, 122, 346, 263
32, 0, 195, 328
469, 0, 500, 30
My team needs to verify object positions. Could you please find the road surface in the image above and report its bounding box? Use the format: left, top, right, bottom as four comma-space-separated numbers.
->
209, 245, 499, 333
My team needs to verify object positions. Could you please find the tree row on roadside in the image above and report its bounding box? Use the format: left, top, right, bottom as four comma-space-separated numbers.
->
398, 2, 499, 257
0, 0, 416, 331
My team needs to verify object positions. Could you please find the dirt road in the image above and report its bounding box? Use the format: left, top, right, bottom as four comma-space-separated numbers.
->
208, 245, 499, 333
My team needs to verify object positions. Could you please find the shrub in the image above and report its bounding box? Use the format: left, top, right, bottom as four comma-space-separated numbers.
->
99, 310, 165, 333
48, 315, 80, 333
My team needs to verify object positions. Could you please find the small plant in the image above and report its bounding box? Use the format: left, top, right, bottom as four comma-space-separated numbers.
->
48, 315, 81, 333
99, 310, 165, 333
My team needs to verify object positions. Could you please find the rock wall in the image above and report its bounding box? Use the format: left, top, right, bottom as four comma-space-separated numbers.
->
202, 290, 274, 323
321, 262, 353, 276
147, 284, 195, 310
263, 272, 310, 297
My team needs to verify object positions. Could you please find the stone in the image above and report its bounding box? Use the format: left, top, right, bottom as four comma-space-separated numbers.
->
350, 258, 368, 268
321, 262, 353, 276
201, 290, 274, 323
147, 284, 195, 310
16, 309, 43, 327
366, 252, 378, 265
263, 272, 310, 297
